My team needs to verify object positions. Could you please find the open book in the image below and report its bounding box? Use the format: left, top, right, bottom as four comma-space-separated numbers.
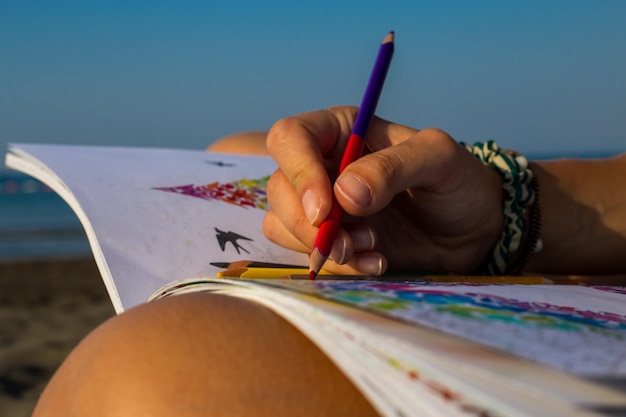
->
6, 144, 308, 312
6, 144, 626, 416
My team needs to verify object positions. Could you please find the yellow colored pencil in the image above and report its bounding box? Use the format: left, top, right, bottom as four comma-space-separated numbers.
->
216, 266, 556, 284
216, 266, 333, 279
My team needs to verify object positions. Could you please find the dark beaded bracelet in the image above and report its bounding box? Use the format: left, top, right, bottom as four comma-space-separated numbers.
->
461, 141, 543, 275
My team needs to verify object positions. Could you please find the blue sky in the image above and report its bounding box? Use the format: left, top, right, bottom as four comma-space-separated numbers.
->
2, 0, 625, 157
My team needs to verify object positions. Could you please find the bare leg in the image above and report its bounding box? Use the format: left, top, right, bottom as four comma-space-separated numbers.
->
207, 131, 269, 156
33, 293, 379, 417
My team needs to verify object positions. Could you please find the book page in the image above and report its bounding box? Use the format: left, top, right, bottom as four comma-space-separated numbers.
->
261, 281, 626, 377
151, 278, 626, 417
6, 144, 308, 312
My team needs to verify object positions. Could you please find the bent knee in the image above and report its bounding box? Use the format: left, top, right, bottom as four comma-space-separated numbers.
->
34, 293, 378, 417
33, 294, 281, 415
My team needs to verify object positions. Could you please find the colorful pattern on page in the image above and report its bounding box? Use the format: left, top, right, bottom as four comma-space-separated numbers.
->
276, 281, 626, 376
153, 176, 269, 210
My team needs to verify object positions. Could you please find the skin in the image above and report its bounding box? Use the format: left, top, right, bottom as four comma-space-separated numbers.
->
262, 107, 504, 275
211, 106, 626, 276
525, 156, 626, 274
33, 294, 379, 417
207, 131, 269, 156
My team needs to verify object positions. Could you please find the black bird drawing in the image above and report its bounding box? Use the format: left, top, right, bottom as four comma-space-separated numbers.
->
214, 228, 252, 254
205, 160, 236, 167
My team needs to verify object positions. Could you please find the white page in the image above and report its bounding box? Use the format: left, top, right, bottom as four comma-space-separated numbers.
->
6, 144, 308, 312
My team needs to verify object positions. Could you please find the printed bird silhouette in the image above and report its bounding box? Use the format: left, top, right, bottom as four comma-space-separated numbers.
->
205, 160, 236, 167
214, 228, 252, 254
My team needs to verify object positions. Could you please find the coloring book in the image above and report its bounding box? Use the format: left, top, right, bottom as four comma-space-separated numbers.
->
6, 144, 626, 416
6, 144, 308, 312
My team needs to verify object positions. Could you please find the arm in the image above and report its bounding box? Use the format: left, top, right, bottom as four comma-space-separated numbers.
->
216, 109, 626, 276
528, 154, 626, 274
206, 131, 269, 156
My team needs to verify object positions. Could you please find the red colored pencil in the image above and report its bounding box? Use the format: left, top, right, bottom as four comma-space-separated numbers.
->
309, 31, 395, 279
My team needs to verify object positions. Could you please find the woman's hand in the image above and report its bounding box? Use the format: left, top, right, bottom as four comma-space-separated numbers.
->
263, 106, 504, 275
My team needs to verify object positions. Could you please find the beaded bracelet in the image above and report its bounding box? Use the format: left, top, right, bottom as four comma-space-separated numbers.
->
461, 140, 542, 275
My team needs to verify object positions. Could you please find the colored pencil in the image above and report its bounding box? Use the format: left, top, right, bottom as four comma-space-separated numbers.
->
214, 266, 558, 283
309, 31, 395, 280
217, 266, 333, 279
210, 261, 306, 269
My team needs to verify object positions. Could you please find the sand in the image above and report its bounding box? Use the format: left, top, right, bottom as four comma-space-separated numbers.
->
0, 257, 115, 417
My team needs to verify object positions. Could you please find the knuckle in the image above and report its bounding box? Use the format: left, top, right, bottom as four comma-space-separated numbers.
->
367, 151, 405, 185
417, 128, 457, 154
262, 211, 280, 243
289, 161, 311, 189
265, 170, 281, 207
266, 117, 301, 154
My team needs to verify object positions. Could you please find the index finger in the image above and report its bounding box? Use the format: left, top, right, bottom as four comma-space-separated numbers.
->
266, 106, 416, 225
266, 107, 358, 225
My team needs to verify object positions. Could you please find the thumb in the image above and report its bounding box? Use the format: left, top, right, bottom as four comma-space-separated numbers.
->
333, 128, 461, 215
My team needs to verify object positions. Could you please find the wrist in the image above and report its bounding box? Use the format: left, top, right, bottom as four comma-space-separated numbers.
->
466, 165, 505, 274
462, 141, 542, 275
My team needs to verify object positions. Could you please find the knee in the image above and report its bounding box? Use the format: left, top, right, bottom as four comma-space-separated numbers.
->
33, 293, 278, 416
33, 293, 378, 417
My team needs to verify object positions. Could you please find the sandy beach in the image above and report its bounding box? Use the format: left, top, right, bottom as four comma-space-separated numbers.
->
0, 257, 115, 417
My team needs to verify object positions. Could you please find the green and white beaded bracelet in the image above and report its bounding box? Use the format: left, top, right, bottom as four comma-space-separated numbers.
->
461, 140, 542, 275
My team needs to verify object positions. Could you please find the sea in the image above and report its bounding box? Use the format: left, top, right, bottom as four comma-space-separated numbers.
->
0, 170, 91, 262
0, 150, 622, 262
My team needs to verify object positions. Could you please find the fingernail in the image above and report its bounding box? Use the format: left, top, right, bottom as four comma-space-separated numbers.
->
329, 233, 347, 264
302, 189, 321, 224
355, 254, 384, 276
335, 174, 371, 209
349, 226, 376, 251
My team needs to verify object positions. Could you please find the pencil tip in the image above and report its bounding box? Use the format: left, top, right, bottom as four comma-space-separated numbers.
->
383, 31, 394, 44
309, 247, 328, 280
